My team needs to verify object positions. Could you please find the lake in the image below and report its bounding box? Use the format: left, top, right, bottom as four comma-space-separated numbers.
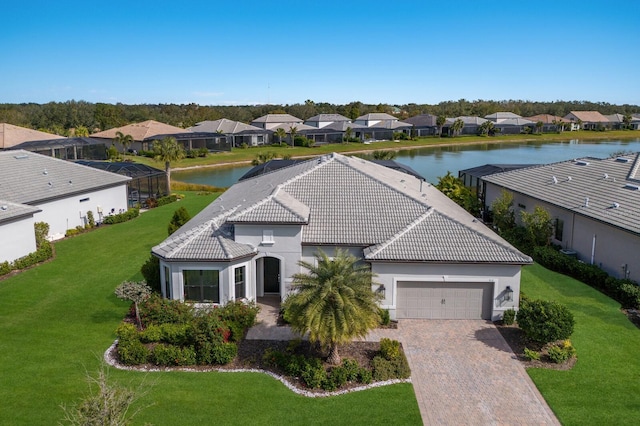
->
173, 138, 640, 187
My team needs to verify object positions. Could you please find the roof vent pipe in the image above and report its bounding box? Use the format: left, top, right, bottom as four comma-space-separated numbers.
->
552, 176, 558, 184
585, 197, 589, 207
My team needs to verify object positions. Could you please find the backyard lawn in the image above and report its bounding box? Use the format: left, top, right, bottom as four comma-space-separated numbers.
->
0, 192, 421, 425
521, 263, 640, 425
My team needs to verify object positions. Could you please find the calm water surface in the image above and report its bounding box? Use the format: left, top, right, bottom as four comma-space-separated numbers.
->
173, 138, 640, 187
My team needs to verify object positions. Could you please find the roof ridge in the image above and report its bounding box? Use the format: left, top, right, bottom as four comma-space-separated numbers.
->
366, 209, 434, 258
272, 190, 307, 221
279, 153, 335, 187
627, 153, 640, 181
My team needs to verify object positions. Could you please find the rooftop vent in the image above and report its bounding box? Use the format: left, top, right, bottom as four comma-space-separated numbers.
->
13, 154, 28, 159
603, 173, 609, 179
43, 169, 48, 175
611, 202, 620, 209
584, 197, 589, 207
0, 205, 7, 211
47, 182, 52, 187
552, 176, 558, 184
576, 160, 590, 166
624, 183, 640, 191
616, 157, 631, 163
567, 176, 572, 181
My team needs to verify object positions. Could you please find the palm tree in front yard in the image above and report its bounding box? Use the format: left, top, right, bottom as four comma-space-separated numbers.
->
284, 249, 381, 365
153, 136, 185, 195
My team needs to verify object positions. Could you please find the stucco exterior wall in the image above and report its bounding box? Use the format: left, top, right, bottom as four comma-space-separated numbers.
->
372, 262, 522, 321
485, 182, 640, 281
0, 216, 37, 263
33, 185, 128, 239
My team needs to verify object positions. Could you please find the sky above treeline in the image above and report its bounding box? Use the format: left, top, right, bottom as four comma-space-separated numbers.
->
2, 1, 639, 106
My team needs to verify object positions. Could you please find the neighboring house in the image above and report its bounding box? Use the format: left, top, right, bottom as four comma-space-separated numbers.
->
484, 112, 522, 123
11, 137, 108, 160
299, 121, 365, 144
443, 116, 487, 135
353, 113, 412, 141
605, 113, 625, 130
187, 119, 270, 147
563, 111, 610, 130
483, 153, 640, 282
0, 150, 130, 241
152, 153, 531, 320
147, 132, 230, 152
250, 114, 304, 130
0, 200, 41, 263
304, 114, 351, 129
403, 114, 438, 137
493, 118, 535, 135
90, 120, 190, 152
632, 115, 640, 130
0, 123, 64, 150
525, 114, 571, 132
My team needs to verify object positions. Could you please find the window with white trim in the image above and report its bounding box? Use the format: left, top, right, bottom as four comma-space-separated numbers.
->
234, 266, 246, 299
262, 229, 274, 245
183, 269, 219, 303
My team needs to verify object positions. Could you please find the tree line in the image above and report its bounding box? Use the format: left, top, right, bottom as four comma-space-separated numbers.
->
1, 99, 638, 137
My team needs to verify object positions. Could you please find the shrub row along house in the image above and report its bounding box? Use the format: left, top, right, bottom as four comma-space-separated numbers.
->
152, 153, 531, 320
481, 152, 640, 283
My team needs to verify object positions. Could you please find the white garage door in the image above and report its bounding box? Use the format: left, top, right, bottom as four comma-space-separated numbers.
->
396, 281, 493, 319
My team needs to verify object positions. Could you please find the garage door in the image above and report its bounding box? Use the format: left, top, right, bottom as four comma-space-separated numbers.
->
396, 281, 493, 319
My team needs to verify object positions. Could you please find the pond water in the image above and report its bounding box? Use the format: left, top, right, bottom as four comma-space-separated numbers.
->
173, 138, 640, 187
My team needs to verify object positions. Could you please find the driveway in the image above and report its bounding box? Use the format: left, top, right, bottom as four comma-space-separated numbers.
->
367, 320, 560, 425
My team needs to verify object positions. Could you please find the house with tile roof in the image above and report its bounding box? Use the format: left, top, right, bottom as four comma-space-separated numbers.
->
250, 114, 305, 130
152, 153, 531, 320
187, 119, 270, 147
483, 153, 640, 282
563, 111, 611, 130
0, 150, 130, 242
524, 114, 571, 133
352, 113, 412, 141
0, 123, 65, 150
403, 114, 438, 137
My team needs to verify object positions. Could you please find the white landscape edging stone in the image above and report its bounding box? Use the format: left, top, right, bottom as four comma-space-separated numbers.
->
104, 340, 411, 398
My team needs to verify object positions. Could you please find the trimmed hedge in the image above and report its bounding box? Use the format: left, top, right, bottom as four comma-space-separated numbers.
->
1, 222, 53, 278
517, 299, 575, 344
533, 246, 640, 309
102, 208, 139, 225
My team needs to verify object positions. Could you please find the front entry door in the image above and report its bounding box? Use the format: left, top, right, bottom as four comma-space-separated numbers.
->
263, 257, 280, 293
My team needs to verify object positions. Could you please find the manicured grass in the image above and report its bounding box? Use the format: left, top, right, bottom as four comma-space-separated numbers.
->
521, 263, 640, 425
132, 130, 640, 171
0, 192, 421, 425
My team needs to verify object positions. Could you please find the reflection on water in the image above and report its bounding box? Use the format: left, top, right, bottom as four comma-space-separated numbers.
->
173, 138, 640, 187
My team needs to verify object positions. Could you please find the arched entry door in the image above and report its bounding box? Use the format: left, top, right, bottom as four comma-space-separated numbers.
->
263, 257, 280, 294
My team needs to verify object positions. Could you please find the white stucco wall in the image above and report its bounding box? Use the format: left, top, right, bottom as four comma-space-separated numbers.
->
372, 262, 522, 321
485, 182, 640, 282
33, 185, 128, 239
0, 216, 37, 263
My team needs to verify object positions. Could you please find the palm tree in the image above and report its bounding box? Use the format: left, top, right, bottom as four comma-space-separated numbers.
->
288, 126, 298, 146
285, 249, 381, 365
623, 114, 632, 130
451, 118, 464, 137
153, 136, 185, 195
274, 128, 287, 145
478, 120, 495, 136
552, 119, 564, 133
372, 150, 397, 160
343, 126, 353, 143
535, 121, 544, 134
114, 131, 134, 160
436, 115, 447, 137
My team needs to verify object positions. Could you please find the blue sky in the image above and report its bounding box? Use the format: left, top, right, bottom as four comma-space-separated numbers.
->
2, 0, 639, 106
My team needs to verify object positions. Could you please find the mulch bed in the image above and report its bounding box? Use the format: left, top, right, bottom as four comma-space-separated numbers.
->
494, 323, 576, 370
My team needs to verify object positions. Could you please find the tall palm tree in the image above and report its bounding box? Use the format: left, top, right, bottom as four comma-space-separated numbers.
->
114, 131, 134, 160
153, 136, 185, 195
274, 128, 287, 145
451, 118, 464, 137
372, 150, 397, 160
288, 126, 298, 146
436, 115, 447, 137
285, 249, 381, 365
535, 121, 544, 134
343, 126, 353, 143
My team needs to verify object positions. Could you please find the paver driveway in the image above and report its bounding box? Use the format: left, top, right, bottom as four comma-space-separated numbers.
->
368, 320, 560, 425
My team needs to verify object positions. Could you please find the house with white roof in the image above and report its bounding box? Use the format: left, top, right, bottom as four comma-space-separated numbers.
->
152, 153, 531, 320
483, 153, 640, 282
0, 150, 130, 242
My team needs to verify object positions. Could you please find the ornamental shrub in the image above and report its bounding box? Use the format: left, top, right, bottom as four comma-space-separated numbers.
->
517, 299, 575, 344
196, 342, 237, 365
371, 355, 411, 381
547, 342, 576, 364
379, 308, 391, 326
301, 359, 327, 389
168, 206, 191, 235
140, 255, 161, 294
358, 367, 373, 384
159, 323, 191, 346
117, 339, 150, 365
102, 208, 139, 225
152, 344, 196, 366
379, 338, 401, 360
341, 358, 360, 382
502, 309, 516, 325
139, 294, 194, 325
140, 325, 163, 343
115, 322, 138, 342
523, 347, 540, 361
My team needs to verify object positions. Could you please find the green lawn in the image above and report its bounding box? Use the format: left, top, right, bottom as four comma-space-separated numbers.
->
521, 263, 640, 425
0, 192, 421, 425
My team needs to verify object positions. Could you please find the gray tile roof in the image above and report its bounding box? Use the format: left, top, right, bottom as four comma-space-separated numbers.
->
355, 113, 398, 121
403, 114, 437, 127
251, 114, 303, 124
0, 150, 130, 205
153, 153, 530, 264
188, 119, 266, 134
485, 112, 522, 121
0, 200, 41, 224
305, 114, 351, 123
483, 153, 640, 235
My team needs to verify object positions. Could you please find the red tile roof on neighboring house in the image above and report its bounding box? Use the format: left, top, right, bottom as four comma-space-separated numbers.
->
564, 111, 610, 123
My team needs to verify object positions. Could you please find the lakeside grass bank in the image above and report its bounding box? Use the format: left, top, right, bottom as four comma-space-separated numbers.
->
130, 130, 640, 171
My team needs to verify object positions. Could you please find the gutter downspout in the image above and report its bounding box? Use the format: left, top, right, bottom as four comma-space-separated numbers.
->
591, 234, 596, 265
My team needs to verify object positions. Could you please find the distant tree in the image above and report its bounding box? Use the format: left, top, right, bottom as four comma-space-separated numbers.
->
274, 127, 286, 144
115, 281, 152, 328
74, 126, 89, 137
153, 136, 185, 194
436, 115, 447, 137
535, 121, 544, 134
168, 206, 191, 235
114, 131, 134, 160
284, 249, 381, 365
372, 150, 397, 160
436, 171, 481, 216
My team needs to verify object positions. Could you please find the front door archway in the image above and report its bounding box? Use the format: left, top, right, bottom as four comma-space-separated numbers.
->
263, 257, 280, 294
